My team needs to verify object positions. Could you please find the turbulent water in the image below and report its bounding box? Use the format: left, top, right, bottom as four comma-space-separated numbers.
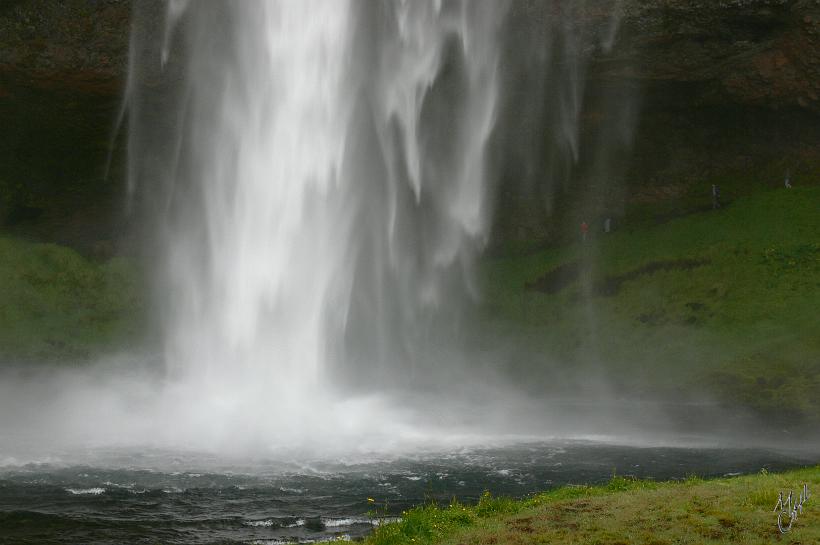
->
2, 442, 814, 544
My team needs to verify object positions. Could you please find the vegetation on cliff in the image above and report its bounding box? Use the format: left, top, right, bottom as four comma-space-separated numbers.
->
481, 185, 820, 426
0, 236, 141, 363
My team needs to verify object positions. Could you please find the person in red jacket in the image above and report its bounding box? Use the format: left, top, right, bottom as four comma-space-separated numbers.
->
581, 221, 589, 242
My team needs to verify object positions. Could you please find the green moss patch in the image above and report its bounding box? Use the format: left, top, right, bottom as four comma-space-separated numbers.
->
0, 236, 142, 363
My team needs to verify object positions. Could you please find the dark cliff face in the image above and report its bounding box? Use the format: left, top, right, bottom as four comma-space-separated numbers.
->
612, 0, 820, 213
0, 0, 818, 250
0, 0, 130, 94
2, 0, 816, 110
616, 0, 820, 113
0, 0, 131, 253
491, 0, 820, 246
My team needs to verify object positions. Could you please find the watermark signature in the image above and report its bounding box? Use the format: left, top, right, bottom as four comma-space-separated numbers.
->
773, 483, 810, 533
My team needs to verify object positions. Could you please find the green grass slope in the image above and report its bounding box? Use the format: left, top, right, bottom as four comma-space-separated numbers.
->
366, 466, 820, 545
480, 186, 820, 425
0, 236, 142, 363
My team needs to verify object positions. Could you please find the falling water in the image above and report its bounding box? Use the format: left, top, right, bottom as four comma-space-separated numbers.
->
161, 1, 357, 397
115, 0, 507, 445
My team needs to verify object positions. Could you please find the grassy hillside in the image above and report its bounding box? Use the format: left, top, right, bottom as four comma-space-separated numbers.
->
366, 466, 820, 545
0, 236, 141, 363
480, 186, 820, 425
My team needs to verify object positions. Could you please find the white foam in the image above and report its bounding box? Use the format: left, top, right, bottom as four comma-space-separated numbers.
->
245, 520, 275, 527
321, 516, 399, 528
321, 517, 370, 528
251, 536, 351, 545
245, 519, 305, 528
103, 480, 135, 489
65, 487, 105, 495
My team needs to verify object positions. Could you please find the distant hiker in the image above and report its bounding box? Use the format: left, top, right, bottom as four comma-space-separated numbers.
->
604, 217, 612, 233
581, 221, 589, 242
711, 184, 721, 209
785, 171, 792, 189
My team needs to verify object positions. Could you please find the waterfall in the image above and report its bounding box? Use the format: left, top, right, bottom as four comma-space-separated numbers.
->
114, 0, 638, 450
123, 0, 507, 438
160, 1, 356, 397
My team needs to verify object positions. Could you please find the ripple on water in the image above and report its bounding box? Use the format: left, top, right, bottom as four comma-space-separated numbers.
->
1, 442, 814, 544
